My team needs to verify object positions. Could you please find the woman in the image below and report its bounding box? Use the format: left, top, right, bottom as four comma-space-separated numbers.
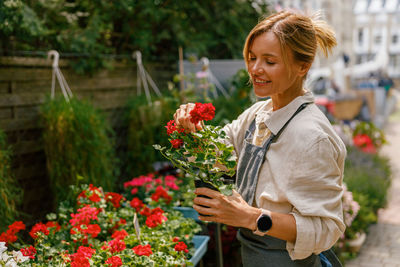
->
174, 10, 346, 266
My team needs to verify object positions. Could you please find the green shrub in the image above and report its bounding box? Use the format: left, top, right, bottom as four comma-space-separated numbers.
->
0, 129, 22, 230
125, 93, 181, 177
344, 146, 391, 212
211, 69, 256, 126
41, 96, 117, 207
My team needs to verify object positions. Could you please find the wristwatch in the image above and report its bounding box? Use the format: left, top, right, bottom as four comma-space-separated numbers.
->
253, 209, 272, 236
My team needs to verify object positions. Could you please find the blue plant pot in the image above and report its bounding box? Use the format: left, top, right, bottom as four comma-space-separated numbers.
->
173, 206, 200, 221
189, 235, 210, 266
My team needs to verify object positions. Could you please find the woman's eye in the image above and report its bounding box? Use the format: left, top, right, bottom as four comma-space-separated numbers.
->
249, 57, 256, 61
266, 61, 275, 65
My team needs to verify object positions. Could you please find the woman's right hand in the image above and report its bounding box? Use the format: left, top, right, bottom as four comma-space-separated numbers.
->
173, 103, 203, 133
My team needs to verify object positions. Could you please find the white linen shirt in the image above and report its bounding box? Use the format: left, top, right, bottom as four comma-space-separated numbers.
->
223, 91, 346, 260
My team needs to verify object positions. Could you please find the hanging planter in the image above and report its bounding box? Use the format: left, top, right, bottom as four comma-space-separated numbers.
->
41, 51, 117, 207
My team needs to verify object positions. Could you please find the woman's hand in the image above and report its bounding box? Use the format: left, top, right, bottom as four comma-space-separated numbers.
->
193, 188, 260, 230
173, 103, 203, 133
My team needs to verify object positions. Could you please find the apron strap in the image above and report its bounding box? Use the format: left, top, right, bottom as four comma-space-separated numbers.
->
260, 102, 311, 159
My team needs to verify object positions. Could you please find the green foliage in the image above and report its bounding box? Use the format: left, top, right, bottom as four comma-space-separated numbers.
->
346, 192, 377, 239
344, 146, 391, 212
212, 69, 256, 126
125, 93, 181, 177
0, 129, 22, 230
40, 96, 117, 207
1, 0, 269, 73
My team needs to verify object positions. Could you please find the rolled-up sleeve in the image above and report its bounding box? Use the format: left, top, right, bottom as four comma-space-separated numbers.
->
285, 137, 346, 260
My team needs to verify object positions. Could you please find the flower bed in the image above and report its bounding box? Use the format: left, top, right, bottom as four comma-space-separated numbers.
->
0, 181, 201, 266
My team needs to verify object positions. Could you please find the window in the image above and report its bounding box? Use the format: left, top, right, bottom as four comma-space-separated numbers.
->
375, 35, 382, 44
392, 34, 398, 44
358, 29, 364, 45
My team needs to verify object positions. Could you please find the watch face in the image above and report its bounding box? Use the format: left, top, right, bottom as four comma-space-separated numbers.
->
257, 214, 272, 232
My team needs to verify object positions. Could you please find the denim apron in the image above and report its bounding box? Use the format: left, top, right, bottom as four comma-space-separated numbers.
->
235, 103, 342, 267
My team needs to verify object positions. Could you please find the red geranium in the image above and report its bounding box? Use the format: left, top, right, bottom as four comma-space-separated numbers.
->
105, 256, 123, 267
105, 192, 124, 208
29, 222, 50, 239
150, 186, 172, 203
21, 245, 37, 259
108, 238, 126, 253
132, 244, 153, 256
165, 120, 185, 135
8, 221, 26, 233
174, 241, 189, 253
189, 102, 215, 125
70, 205, 100, 226
111, 229, 128, 240
353, 134, 376, 154
170, 138, 183, 148
45, 221, 61, 232
130, 197, 144, 212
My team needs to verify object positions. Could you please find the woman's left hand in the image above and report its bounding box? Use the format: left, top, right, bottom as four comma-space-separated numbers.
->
193, 188, 260, 230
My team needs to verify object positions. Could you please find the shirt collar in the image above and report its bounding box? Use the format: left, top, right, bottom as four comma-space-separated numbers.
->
255, 91, 314, 135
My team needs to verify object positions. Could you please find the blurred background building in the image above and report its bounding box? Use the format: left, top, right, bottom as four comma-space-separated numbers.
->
271, 0, 400, 78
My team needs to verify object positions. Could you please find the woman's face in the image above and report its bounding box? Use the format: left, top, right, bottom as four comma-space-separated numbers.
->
248, 31, 306, 108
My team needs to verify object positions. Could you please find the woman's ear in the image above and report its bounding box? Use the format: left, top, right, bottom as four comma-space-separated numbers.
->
297, 62, 312, 77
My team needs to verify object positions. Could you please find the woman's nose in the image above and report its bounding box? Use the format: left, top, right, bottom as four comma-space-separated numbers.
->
250, 62, 263, 75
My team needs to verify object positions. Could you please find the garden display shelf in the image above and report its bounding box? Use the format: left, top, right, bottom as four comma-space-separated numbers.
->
190, 235, 210, 266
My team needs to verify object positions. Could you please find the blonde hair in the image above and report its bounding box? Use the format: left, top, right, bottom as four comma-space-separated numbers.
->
243, 10, 337, 73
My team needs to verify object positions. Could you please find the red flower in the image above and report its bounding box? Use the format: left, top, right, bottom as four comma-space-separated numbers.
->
84, 224, 101, 238
174, 241, 189, 253
189, 102, 215, 125
165, 120, 185, 135
145, 212, 167, 228
105, 192, 124, 208
70, 205, 100, 226
353, 134, 376, 154
45, 221, 61, 232
0, 231, 17, 244
130, 197, 144, 212
20, 246, 37, 259
70, 246, 95, 267
132, 244, 153, 256
108, 239, 126, 253
172, 237, 180, 242
111, 229, 128, 240
130, 187, 138, 195
76, 246, 96, 258
105, 256, 123, 267
140, 206, 151, 217
8, 221, 26, 234
170, 138, 183, 148
29, 222, 49, 239
150, 186, 172, 203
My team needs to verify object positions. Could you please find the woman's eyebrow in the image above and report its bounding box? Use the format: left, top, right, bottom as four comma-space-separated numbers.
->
249, 50, 277, 57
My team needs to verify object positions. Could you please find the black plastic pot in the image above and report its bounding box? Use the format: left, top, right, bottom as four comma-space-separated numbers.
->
194, 179, 218, 216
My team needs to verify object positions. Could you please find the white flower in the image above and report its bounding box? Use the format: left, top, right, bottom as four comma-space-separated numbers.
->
5, 258, 17, 267
0, 242, 7, 255
12, 250, 29, 263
